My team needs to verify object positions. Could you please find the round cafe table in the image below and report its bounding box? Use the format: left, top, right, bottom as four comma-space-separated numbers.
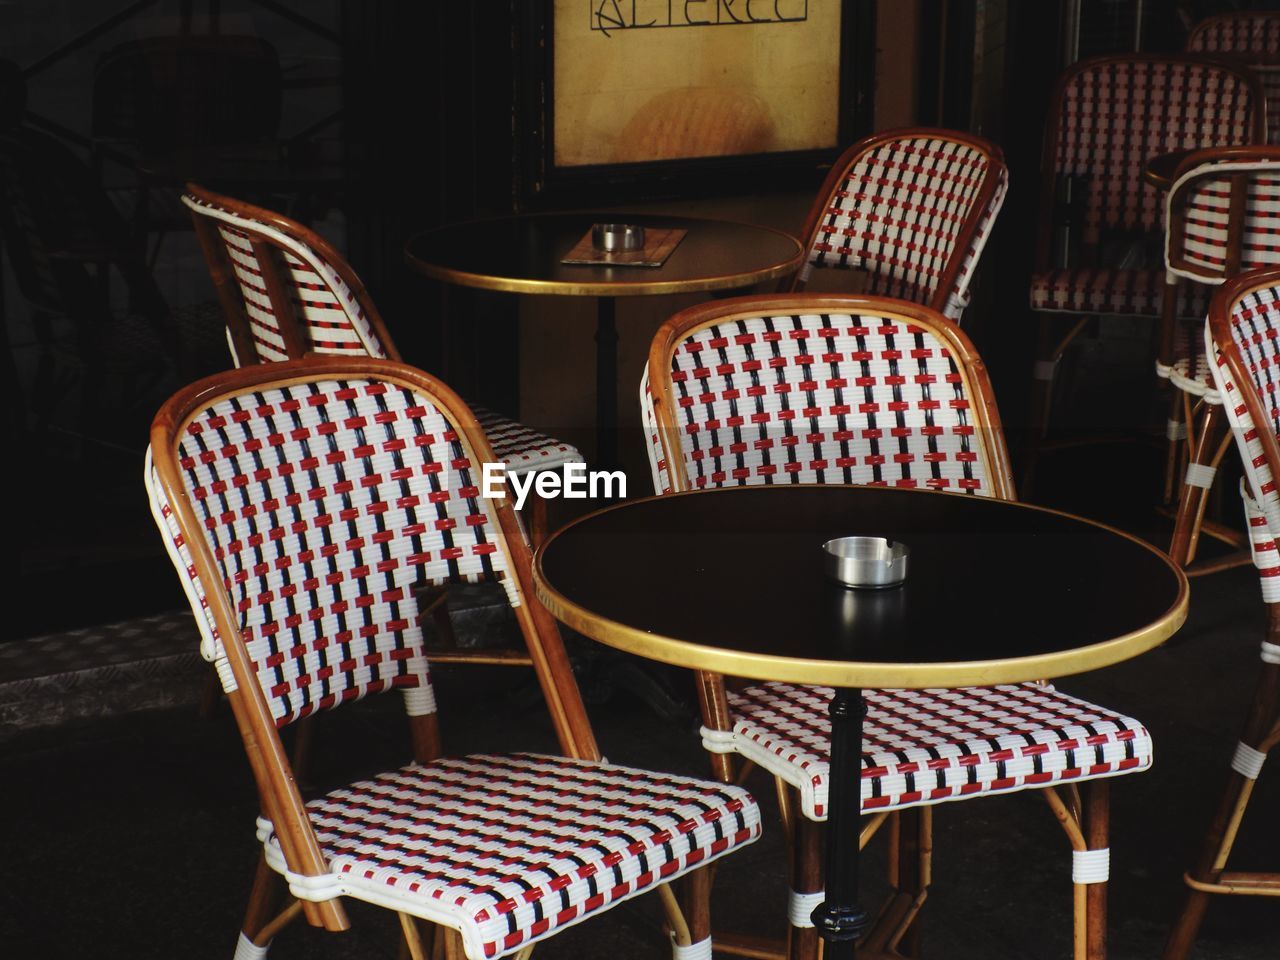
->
404, 214, 804, 467
533, 485, 1189, 960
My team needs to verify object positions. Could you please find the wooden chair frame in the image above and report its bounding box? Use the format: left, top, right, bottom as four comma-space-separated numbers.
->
787, 127, 1006, 319
645, 294, 1115, 960
1164, 268, 1280, 959
150, 355, 722, 957
1025, 53, 1265, 493
1161, 147, 1280, 570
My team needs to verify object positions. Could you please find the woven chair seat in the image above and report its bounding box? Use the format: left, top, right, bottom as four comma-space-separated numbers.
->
1165, 321, 1222, 402
471, 406, 582, 476
715, 681, 1152, 822
260, 753, 761, 960
1030, 267, 1210, 319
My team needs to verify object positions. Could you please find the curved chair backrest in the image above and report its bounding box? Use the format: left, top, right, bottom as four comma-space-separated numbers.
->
182, 183, 397, 365
1187, 12, 1280, 146
146, 355, 592, 755
1166, 145, 1280, 285
640, 294, 1015, 500
1208, 271, 1280, 586
792, 128, 1008, 320
1038, 54, 1262, 268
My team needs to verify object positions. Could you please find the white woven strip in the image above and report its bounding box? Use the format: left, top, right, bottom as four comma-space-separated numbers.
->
1262, 641, 1280, 665
402, 680, 437, 717
283, 866, 343, 902
1034, 360, 1058, 381
672, 936, 713, 960
215, 656, 238, 693
233, 932, 270, 960
700, 725, 737, 755
1185, 463, 1217, 489
788, 889, 825, 928
1071, 848, 1110, 884
1231, 741, 1267, 780
1156, 359, 1174, 379
1166, 418, 1189, 441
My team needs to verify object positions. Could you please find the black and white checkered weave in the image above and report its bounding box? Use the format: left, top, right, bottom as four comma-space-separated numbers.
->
259, 753, 760, 960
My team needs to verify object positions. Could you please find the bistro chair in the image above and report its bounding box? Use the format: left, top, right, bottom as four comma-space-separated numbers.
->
1164, 269, 1280, 958
146, 355, 761, 960
1160, 147, 1280, 570
640, 294, 1152, 960
1027, 54, 1263, 490
1187, 12, 1280, 146
788, 127, 1008, 322
181, 183, 578, 542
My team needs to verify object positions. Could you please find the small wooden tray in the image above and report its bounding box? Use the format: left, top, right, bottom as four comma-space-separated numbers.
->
560, 227, 687, 268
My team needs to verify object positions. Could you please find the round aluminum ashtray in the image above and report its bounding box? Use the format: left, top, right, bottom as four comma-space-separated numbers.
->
592, 222, 646, 252
822, 536, 909, 589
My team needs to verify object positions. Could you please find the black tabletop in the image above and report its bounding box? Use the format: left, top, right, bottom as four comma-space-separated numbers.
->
403, 213, 804, 297
535, 486, 1188, 688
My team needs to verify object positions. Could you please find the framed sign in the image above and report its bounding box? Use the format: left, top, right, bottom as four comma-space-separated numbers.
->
517, 0, 873, 205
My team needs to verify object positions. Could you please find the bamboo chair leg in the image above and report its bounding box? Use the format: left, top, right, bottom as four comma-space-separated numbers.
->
441, 927, 466, 960
1163, 390, 1188, 506
527, 494, 548, 549
1168, 403, 1228, 567
891, 807, 931, 958
236, 852, 301, 956
1023, 315, 1089, 496
787, 803, 823, 960
1163, 656, 1280, 960
398, 913, 430, 960
1043, 782, 1110, 960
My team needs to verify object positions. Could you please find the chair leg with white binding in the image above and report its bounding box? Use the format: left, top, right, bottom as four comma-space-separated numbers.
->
1168, 403, 1229, 567
1163, 614, 1280, 960
233, 853, 302, 960
662, 869, 714, 960
1044, 781, 1111, 960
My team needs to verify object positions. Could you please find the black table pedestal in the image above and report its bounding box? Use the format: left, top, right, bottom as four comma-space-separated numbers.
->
595, 297, 618, 469
811, 686, 870, 960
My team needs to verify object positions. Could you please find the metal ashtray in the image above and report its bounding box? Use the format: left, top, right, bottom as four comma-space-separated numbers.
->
822, 537, 909, 589
592, 222, 645, 252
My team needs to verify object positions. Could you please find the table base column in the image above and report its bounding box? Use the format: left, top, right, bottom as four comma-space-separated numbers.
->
811, 686, 869, 960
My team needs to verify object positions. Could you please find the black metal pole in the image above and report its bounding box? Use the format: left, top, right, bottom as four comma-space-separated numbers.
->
595, 296, 618, 469
811, 686, 869, 960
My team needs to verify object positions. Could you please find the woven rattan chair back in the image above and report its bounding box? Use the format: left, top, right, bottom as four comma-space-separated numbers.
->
182, 183, 396, 365
1208, 269, 1280, 555
146, 356, 592, 758
1166, 146, 1280, 285
1188, 12, 1280, 146
641, 294, 1014, 499
791, 128, 1008, 320
1037, 54, 1262, 269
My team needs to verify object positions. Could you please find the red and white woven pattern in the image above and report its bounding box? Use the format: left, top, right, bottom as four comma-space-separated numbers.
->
642, 312, 990, 495
1053, 58, 1257, 243
1167, 321, 1219, 401
260, 753, 761, 960
473, 405, 580, 474
1029, 267, 1211, 318
1209, 284, 1280, 593
639, 377, 671, 497
946, 164, 1009, 318
1168, 160, 1280, 281
182, 193, 387, 362
147, 377, 520, 726
803, 136, 1003, 317
1188, 13, 1280, 145
716, 682, 1152, 821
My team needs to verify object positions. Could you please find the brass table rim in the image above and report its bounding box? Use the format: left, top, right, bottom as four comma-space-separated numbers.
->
403, 213, 805, 297
533, 486, 1190, 689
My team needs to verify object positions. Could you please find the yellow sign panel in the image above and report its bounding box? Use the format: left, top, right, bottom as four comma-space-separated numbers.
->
553, 1, 842, 166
